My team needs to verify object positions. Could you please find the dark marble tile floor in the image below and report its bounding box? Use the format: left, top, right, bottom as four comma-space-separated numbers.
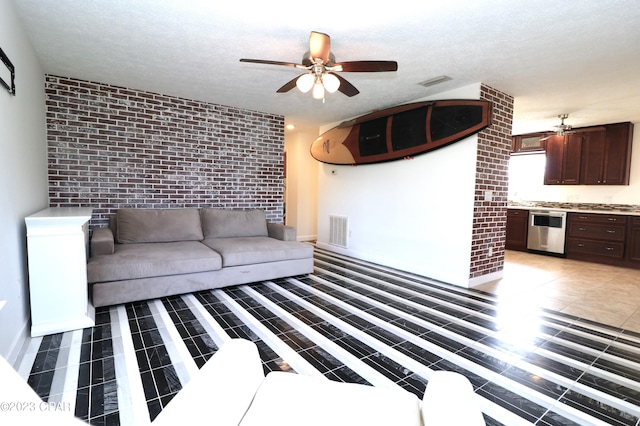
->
12, 247, 640, 425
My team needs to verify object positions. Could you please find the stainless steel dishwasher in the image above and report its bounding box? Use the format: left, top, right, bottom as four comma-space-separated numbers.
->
527, 210, 567, 254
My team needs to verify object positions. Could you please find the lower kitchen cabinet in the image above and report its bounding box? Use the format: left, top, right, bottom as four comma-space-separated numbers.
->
566, 239, 625, 259
627, 217, 640, 265
505, 209, 529, 251
509, 208, 640, 270
566, 212, 627, 266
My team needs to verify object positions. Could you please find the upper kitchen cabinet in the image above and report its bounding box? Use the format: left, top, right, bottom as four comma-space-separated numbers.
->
511, 133, 546, 154
580, 122, 633, 185
579, 127, 607, 184
544, 133, 583, 185
541, 122, 633, 186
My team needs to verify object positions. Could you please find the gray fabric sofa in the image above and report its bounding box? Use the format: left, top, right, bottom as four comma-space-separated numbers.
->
87, 208, 314, 307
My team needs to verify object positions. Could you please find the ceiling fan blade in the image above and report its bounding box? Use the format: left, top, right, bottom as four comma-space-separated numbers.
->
309, 31, 331, 64
239, 58, 300, 68
334, 60, 398, 72
276, 76, 301, 93
331, 73, 359, 97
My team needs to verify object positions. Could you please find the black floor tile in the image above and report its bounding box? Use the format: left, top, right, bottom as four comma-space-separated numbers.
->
476, 381, 548, 423
522, 352, 585, 381
559, 391, 640, 426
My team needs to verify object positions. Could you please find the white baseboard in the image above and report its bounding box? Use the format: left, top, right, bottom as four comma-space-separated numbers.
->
468, 270, 504, 287
6, 322, 30, 367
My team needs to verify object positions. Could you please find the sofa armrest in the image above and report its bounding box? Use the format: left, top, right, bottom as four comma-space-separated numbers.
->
421, 371, 485, 425
267, 222, 297, 241
91, 227, 115, 256
153, 339, 265, 426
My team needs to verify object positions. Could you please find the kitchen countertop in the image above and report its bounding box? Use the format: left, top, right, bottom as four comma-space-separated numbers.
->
507, 202, 640, 216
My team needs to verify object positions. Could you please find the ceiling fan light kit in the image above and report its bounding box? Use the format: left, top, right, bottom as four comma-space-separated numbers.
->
555, 114, 572, 136
322, 73, 340, 93
240, 31, 397, 100
295, 73, 314, 93
539, 114, 574, 141
312, 80, 325, 100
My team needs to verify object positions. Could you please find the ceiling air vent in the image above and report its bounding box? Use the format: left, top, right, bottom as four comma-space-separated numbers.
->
419, 75, 452, 88
329, 215, 348, 248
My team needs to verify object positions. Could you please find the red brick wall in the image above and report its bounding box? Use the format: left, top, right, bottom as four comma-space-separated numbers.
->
470, 84, 514, 279
45, 75, 285, 228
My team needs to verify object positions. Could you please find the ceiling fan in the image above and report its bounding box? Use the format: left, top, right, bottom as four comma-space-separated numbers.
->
540, 114, 575, 140
239, 31, 398, 100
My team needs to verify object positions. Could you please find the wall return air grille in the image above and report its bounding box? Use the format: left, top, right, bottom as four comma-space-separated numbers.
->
329, 215, 348, 248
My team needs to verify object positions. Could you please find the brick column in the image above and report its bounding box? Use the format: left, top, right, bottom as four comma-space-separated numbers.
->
470, 84, 514, 280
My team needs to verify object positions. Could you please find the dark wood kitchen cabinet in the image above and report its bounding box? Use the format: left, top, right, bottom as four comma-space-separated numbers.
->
544, 134, 583, 185
580, 122, 633, 185
542, 122, 633, 186
627, 217, 640, 266
505, 209, 529, 251
511, 133, 546, 154
566, 213, 627, 265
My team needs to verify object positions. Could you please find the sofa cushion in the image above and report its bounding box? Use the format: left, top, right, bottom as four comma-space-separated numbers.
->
87, 241, 221, 283
116, 208, 204, 244
201, 208, 268, 239
201, 237, 313, 267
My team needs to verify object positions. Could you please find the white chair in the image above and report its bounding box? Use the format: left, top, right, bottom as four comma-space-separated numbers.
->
154, 339, 486, 426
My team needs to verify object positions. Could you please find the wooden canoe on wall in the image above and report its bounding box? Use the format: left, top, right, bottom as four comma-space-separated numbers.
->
310, 99, 492, 165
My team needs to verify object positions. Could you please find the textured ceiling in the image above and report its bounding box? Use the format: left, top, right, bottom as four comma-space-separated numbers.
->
10, 0, 640, 134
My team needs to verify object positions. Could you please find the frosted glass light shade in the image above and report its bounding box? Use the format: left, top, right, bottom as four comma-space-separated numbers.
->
296, 73, 314, 93
322, 73, 340, 93
312, 82, 325, 99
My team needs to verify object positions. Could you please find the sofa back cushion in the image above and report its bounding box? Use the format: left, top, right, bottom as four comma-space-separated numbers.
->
201, 208, 268, 239
116, 208, 204, 244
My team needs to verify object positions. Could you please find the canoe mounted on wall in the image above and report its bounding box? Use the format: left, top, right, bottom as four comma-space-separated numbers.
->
310, 99, 492, 165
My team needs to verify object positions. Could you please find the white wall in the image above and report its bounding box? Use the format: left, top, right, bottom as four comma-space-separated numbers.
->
0, 0, 48, 361
284, 126, 319, 241
509, 125, 640, 205
316, 84, 482, 286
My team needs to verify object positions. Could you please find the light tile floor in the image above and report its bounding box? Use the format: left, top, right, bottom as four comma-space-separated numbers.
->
476, 250, 640, 333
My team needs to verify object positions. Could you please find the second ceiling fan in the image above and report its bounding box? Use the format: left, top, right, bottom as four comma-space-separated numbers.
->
540, 114, 575, 141
240, 31, 398, 100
